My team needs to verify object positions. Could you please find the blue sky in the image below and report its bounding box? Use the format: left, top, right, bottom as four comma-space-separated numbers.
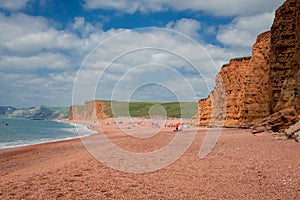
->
0, 0, 285, 107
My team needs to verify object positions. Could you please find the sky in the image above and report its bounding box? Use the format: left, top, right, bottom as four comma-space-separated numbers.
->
0, 0, 285, 107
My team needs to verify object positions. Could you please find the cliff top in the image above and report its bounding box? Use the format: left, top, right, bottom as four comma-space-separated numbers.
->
222, 56, 252, 68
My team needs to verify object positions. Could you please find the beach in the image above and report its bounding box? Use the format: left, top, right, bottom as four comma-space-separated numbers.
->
0, 119, 299, 199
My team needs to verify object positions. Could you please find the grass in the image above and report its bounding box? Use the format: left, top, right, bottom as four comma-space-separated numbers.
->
231, 56, 252, 61
100, 101, 198, 118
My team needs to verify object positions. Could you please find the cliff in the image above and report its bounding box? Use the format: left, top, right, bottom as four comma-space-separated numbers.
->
198, 0, 300, 128
270, 0, 300, 113
69, 100, 110, 121
198, 31, 271, 127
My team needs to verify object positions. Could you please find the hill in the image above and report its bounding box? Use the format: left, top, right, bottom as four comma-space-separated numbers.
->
69, 100, 198, 120
0, 105, 69, 120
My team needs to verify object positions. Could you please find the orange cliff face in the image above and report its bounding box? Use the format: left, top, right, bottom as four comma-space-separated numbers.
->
69, 101, 109, 121
270, 0, 300, 113
198, 31, 271, 128
241, 31, 272, 124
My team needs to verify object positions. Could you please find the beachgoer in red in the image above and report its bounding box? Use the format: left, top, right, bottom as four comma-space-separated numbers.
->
175, 123, 180, 132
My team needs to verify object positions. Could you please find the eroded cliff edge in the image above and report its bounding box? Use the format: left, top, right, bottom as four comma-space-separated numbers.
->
198, 0, 300, 129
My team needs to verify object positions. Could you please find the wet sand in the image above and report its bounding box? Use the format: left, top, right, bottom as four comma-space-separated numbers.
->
0, 120, 299, 199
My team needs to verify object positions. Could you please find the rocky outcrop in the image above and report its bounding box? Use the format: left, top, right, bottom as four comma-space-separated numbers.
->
252, 107, 298, 134
69, 100, 110, 121
198, 0, 300, 130
270, 0, 300, 114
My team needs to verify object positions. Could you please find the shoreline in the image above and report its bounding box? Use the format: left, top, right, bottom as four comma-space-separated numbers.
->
0, 118, 98, 151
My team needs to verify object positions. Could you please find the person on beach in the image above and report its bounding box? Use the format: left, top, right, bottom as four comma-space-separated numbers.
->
175, 123, 180, 132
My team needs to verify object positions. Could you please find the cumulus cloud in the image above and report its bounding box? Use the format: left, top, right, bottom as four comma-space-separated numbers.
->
0, 53, 73, 71
0, 71, 75, 106
217, 12, 275, 50
0, 12, 108, 56
0, 0, 32, 11
166, 18, 201, 40
0, 12, 236, 106
84, 0, 285, 16
72, 27, 233, 105
0, 13, 109, 106
71, 16, 103, 38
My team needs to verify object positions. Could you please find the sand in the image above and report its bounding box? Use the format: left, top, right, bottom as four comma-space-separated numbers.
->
0, 119, 300, 199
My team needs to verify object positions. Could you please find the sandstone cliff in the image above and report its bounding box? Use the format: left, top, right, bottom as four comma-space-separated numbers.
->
198, 0, 300, 128
198, 31, 271, 127
270, 0, 300, 113
69, 100, 110, 121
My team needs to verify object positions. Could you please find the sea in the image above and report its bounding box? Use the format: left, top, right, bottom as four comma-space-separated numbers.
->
0, 118, 96, 149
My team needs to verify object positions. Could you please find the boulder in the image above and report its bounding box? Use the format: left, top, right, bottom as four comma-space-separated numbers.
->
285, 121, 300, 142
252, 107, 298, 134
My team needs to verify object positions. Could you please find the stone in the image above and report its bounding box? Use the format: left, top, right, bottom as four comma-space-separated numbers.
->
251, 125, 269, 134
252, 107, 298, 133
285, 121, 300, 142
295, 131, 300, 142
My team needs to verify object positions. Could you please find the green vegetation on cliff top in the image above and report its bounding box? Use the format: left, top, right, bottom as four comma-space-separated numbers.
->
96, 101, 198, 118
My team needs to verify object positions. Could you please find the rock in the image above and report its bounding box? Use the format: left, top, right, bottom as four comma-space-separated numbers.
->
285, 121, 300, 142
285, 121, 300, 137
272, 131, 289, 140
251, 125, 269, 134
295, 132, 300, 142
252, 107, 298, 134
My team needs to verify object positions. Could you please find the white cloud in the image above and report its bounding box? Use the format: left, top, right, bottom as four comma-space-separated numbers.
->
217, 12, 275, 50
0, 12, 49, 46
0, 13, 105, 106
166, 18, 201, 40
0, 0, 32, 11
0, 13, 104, 56
71, 16, 103, 38
0, 71, 75, 107
72, 27, 234, 104
84, 0, 285, 16
0, 12, 236, 106
0, 53, 73, 71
